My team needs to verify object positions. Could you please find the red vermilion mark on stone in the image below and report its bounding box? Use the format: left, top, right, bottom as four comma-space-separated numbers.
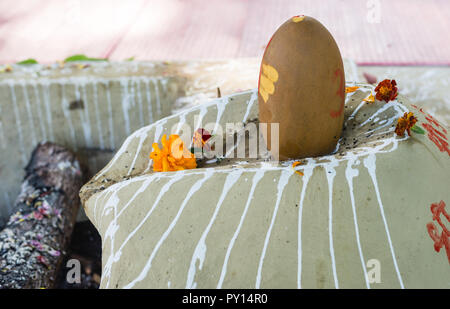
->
412, 106, 450, 156
426, 200, 450, 264
330, 68, 345, 118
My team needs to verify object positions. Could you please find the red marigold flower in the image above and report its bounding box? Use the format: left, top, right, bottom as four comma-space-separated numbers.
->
395, 112, 417, 136
375, 79, 398, 102
192, 128, 213, 151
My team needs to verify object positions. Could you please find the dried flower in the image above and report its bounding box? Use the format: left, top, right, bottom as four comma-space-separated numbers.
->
395, 112, 418, 136
0, 64, 12, 73
192, 128, 212, 152
375, 79, 398, 102
150, 134, 197, 172
36, 255, 50, 269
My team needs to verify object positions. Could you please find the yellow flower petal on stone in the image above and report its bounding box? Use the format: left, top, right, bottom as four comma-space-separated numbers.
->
345, 86, 359, 93
292, 15, 305, 23
363, 93, 375, 103
259, 88, 269, 103
262, 64, 279, 82
292, 161, 304, 176
260, 74, 275, 94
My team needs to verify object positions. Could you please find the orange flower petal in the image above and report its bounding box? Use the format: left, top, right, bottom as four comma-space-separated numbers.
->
149, 134, 197, 172
345, 86, 359, 93
292, 161, 304, 176
363, 93, 375, 103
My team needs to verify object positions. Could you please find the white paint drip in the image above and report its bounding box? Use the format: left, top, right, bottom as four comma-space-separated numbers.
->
60, 83, 77, 150
94, 128, 141, 180
135, 79, 145, 127
41, 82, 55, 141
175, 113, 186, 135
152, 78, 162, 117
9, 83, 27, 164
81, 82, 95, 148
105, 81, 115, 149
345, 156, 370, 289
363, 154, 404, 289
102, 171, 186, 287
242, 90, 258, 123
217, 169, 265, 288
74, 83, 92, 147
296, 158, 315, 289
92, 82, 105, 150
144, 79, 154, 124
213, 97, 227, 133
127, 128, 151, 175
325, 157, 340, 289
120, 79, 132, 137
142, 118, 169, 173
255, 169, 294, 288
194, 103, 209, 133
93, 187, 113, 224
186, 169, 244, 289
20, 82, 37, 147
360, 101, 398, 127
32, 83, 47, 141
224, 92, 258, 158
124, 170, 214, 288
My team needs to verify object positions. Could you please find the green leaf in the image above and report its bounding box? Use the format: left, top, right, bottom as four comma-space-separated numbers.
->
64, 54, 108, 62
16, 59, 38, 65
411, 125, 425, 135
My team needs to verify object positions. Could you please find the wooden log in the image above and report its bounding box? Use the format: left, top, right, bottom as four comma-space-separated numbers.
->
0, 142, 83, 289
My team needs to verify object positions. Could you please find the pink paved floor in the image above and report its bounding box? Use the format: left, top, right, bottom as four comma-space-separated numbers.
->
0, 0, 449, 65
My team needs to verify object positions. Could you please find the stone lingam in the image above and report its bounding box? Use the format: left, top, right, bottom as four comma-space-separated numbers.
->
79, 16, 449, 289
80, 83, 450, 288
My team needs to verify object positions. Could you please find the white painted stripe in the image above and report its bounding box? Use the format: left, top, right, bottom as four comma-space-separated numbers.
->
217, 169, 264, 288
9, 83, 27, 164
135, 79, 145, 127
296, 158, 315, 289
60, 83, 77, 151
256, 169, 294, 288
41, 82, 55, 141
187, 169, 244, 289
21, 82, 37, 146
325, 157, 340, 289
125, 170, 214, 288
32, 83, 47, 141
363, 153, 404, 288
92, 82, 105, 150
345, 157, 370, 289
105, 81, 115, 149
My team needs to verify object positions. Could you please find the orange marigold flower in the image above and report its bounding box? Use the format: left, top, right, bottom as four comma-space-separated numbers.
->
395, 112, 418, 137
149, 134, 197, 172
375, 79, 398, 102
